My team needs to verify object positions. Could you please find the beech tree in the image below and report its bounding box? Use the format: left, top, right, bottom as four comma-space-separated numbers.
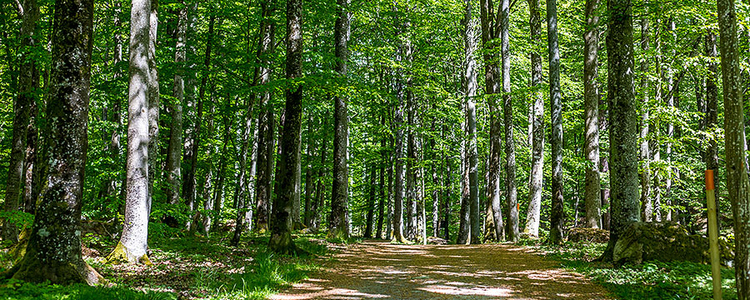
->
717, 0, 750, 296
4, 0, 103, 283
269, 0, 303, 254
524, 0, 542, 238
603, 0, 639, 261
330, 0, 351, 240
108, 0, 153, 265
2, 0, 39, 243
548, 0, 564, 245
583, 0, 601, 229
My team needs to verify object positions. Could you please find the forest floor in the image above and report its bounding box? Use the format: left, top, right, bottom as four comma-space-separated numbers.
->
272, 240, 613, 300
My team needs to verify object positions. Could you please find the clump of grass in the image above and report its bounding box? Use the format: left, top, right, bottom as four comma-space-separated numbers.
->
544, 241, 737, 300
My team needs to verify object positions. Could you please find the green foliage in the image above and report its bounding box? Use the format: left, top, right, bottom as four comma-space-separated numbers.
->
544, 242, 737, 300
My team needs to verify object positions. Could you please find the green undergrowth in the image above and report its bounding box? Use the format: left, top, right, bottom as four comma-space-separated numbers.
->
540, 241, 737, 300
0, 224, 332, 300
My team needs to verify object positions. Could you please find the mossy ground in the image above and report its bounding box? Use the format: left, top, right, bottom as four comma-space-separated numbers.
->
534, 239, 738, 300
0, 222, 331, 300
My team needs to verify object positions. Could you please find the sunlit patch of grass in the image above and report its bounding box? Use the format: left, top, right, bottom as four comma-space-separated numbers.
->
0, 279, 176, 300
543, 241, 737, 300
0, 228, 332, 300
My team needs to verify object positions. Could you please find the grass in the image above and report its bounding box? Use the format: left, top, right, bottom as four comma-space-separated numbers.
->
0, 224, 331, 300
539, 241, 737, 300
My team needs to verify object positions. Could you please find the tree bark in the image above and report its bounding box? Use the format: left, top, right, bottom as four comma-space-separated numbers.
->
705, 31, 719, 173
269, 0, 303, 254
109, 0, 153, 265
365, 166, 376, 238
548, 0, 564, 245
524, 0, 543, 238
717, 0, 750, 296
501, 0, 518, 243
2, 0, 39, 242
584, 0, 602, 229
330, 0, 351, 240
480, 0, 504, 243
461, 0, 481, 244
166, 0, 187, 207
603, 0, 640, 261
146, 0, 159, 214
6, 0, 103, 284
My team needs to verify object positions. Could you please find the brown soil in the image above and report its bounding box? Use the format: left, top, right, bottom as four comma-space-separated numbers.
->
273, 240, 613, 300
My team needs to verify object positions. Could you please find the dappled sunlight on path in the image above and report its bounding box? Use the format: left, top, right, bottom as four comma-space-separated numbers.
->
273, 240, 612, 299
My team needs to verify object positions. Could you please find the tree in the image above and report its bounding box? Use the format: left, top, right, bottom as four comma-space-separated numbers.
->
583, 0, 601, 229
547, 0, 564, 245
147, 0, 159, 213
501, 0, 518, 243
462, 0, 481, 244
4, 0, 103, 283
524, 0, 543, 238
480, 0, 504, 243
603, 0, 639, 261
108, 0, 153, 265
2, 0, 39, 242
639, 1, 651, 222
330, 0, 351, 240
166, 0, 186, 208
716, 0, 750, 296
269, 0, 303, 254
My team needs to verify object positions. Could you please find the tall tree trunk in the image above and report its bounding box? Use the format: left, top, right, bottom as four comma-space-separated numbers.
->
2, 0, 39, 242
501, 0, 518, 243
462, 0, 481, 244
310, 125, 327, 231
181, 1, 199, 227
639, 4, 651, 223
548, 0, 564, 245
603, 0, 639, 261
166, 0, 187, 207
109, 0, 153, 265
525, 0, 543, 238
330, 0, 351, 240
269, 0, 303, 254
717, 0, 750, 296
442, 147, 452, 240
480, 0, 504, 243
386, 135, 395, 239
147, 0, 159, 214
6, 0, 102, 283
584, 0, 602, 229
255, 103, 274, 232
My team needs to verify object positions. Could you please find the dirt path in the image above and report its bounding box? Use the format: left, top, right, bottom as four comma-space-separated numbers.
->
273, 240, 613, 299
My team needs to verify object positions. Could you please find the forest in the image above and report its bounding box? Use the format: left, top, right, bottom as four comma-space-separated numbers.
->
0, 0, 749, 298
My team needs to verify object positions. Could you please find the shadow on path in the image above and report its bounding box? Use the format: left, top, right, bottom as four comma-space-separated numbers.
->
273, 240, 612, 299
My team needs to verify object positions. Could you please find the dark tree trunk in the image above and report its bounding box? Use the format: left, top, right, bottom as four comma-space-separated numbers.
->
269, 0, 303, 254
603, 0, 640, 261
716, 0, 750, 296
376, 133, 387, 239
365, 166, 376, 238
7, 0, 103, 283
548, 0, 564, 245
330, 0, 351, 240
480, 0, 504, 243
3, 0, 39, 242
584, 0, 602, 229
